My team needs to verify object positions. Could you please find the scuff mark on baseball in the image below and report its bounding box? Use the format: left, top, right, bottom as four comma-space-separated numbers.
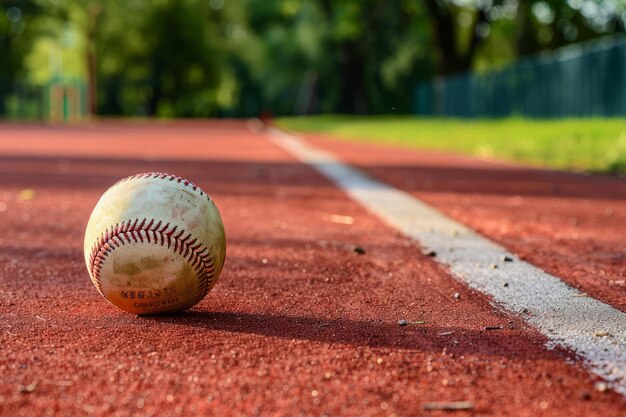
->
84, 173, 226, 315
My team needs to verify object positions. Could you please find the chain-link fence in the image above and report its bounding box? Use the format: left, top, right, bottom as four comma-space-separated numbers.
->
415, 36, 626, 118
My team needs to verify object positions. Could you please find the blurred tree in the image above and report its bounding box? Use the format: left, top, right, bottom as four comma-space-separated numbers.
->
0, 0, 46, 114
5, 0, 626, 117
236, 0, 626, 113
86, 2, 101, 116
140, 0, 222, 116
235, 0, 431, 115
423, 0, 495, 74
425, 0, 626, 74
94, 0, 235, 116
517, 0, 626, 56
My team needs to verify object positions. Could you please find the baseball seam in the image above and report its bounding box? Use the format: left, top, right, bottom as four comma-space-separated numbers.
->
114, 172, 212, 202
89, 218, 216, 304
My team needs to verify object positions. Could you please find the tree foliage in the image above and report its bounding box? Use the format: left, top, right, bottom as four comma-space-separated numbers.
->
1, 0, 625, 116
94, 0, 236, 116
0, 0, 47, 113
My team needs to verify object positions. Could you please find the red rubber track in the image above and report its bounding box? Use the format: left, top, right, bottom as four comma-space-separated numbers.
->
305, 134, 626, 312
0, 122, 624, 417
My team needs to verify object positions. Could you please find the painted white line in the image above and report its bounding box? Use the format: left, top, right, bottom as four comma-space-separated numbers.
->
269, 129, 626, 396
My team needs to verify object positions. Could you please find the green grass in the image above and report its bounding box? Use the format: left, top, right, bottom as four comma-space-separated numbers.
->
276, 115, 626, 175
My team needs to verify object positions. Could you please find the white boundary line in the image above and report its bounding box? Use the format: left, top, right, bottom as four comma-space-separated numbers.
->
269, 129, 626, 396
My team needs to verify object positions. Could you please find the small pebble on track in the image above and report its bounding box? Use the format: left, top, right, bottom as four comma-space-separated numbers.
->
353, 246, 366, 254
17, 384, 36, 394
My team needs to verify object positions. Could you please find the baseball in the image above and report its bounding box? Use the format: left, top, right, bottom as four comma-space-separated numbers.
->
84, 172, 226, 315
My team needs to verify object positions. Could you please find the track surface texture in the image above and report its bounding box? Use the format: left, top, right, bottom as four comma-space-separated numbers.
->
302, 134, 626, 312
0, 121, 624, 417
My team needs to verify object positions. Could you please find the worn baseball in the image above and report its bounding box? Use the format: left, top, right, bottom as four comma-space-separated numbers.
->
84, 173, 226, 315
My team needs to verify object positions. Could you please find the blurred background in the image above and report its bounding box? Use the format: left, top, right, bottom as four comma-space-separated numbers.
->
1, 0, 626, 121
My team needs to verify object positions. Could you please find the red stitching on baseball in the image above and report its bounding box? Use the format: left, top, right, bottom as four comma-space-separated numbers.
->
89, 218, 215, 300
113, 172, 212, 201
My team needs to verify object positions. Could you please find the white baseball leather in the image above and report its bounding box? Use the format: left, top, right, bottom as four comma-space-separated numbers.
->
84, 173, 226, 314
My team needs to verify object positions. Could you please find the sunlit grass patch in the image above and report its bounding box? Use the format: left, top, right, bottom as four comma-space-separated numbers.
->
276, 116, 626, 175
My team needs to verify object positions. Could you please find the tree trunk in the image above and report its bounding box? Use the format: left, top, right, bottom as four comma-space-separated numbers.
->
316, 0, 368, 114
516, 1, 538, 56
424, 0, 490, 74
86, 3, 102, 117
0, 85, 8, 117
424, 0, 460, 74
337, 41, 367, 114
